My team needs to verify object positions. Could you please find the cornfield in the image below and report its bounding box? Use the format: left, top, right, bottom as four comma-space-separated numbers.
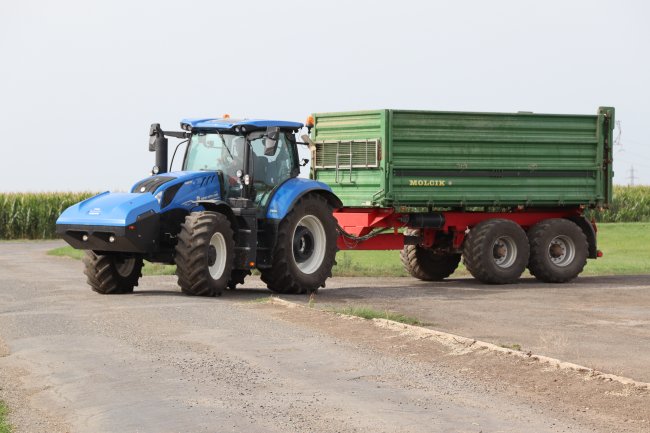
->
0, 186, 649, 239
0, 192, 95, 239
592, 185, 650, 223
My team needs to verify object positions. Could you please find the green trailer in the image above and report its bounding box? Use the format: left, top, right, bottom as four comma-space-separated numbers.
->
312, 107, 614, 209
311, 107, 614, 285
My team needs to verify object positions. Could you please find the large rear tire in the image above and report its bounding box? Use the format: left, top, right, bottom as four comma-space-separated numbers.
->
527, 218, 588, 283
261, 194, 337, 294
400, 229, 461, 281
463, 219, 529, 284
175, 212, 234, 297
83, 251, 143, 294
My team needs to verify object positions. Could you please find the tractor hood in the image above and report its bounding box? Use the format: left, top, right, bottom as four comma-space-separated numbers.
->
57, 191, 160, 227
57, 171, 222, 228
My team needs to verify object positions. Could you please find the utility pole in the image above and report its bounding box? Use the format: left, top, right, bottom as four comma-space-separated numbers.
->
628, 166, 636, 186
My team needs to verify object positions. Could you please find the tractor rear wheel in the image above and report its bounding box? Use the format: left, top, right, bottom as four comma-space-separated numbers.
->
83, 251, 143, 294
175, 211, 234, 297
401, 229, 461, 281
261, 194, 337, 294
463, 219, 529, 284
527, 218, 588, 283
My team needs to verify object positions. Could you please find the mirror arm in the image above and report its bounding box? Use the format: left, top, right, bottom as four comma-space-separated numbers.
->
163, 131, 191, 139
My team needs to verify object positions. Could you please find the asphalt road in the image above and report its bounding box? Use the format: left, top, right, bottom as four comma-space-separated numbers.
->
0, 241, 648, 433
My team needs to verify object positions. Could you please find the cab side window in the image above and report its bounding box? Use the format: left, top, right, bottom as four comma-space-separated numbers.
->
249, 133, 295, 206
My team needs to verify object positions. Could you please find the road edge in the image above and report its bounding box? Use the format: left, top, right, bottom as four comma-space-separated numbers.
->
269, 297, 650, 390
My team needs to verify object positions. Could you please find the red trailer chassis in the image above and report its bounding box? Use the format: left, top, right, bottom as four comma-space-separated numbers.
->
334, 207, 599, 257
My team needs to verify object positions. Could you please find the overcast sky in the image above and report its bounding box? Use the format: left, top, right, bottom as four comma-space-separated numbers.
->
0, 0, 648, 191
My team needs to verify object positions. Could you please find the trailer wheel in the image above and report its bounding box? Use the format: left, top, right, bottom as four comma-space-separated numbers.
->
463, 219, 529, 284
83, 251, 143, 294
261, 194, 337, 294
227, 270, 251, 290
528, 219, 588, 283
400, 229, 461, 281
175, 211, 234, 297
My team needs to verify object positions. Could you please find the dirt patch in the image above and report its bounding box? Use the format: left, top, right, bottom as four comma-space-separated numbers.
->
256, 300, 650, 433
0, 337, 71, 433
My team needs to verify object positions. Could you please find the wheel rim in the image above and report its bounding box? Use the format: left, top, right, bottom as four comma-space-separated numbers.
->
492, 236, 517, 268
547, 235, 576, 267
293, 215, 326, 274
207, 232, 227, 279
114, 257, 136, 277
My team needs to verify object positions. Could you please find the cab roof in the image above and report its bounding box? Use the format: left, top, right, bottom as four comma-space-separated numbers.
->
181, 117, 303, 131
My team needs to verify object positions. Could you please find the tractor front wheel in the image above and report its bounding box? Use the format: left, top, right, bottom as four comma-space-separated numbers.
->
261, 194, 337, 294
175, 211, 234, 297
83, 251, 143, 294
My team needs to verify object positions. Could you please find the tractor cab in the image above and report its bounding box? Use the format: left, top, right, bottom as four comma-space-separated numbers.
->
177, 118, 303, 208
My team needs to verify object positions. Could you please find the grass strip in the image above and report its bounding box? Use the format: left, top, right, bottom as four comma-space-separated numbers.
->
47, 223, 650, 278
329, 305, 427, 326
0, 401, 11, 433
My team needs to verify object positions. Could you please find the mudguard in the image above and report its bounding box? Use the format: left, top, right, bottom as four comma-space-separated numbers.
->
265, 178, 336, 220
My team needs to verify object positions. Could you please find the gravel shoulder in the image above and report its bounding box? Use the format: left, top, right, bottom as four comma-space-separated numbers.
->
0, 241, 648, 433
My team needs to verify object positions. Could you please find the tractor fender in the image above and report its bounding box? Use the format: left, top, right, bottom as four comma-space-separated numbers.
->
265, 178, 342, 220
194, 200, 237, 230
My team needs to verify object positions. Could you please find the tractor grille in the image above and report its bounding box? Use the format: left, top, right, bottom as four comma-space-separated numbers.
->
132, 176, 175, 194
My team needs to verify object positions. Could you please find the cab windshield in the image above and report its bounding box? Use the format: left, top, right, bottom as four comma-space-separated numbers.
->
183, 132, 245, 174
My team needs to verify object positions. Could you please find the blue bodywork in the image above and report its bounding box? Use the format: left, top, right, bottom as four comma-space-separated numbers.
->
266, 178, 334, 220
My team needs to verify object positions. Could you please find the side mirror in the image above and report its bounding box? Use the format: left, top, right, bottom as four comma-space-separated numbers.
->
149, 124, 161, 151
264, 127, 280, 156
149, 123, 168, 174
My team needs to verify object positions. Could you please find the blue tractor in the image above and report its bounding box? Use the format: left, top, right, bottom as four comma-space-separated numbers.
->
56, 117, 341, 296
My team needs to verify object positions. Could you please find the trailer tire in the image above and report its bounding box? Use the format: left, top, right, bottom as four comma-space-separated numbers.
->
175, 211, 234, 297
261, 194, 337, 294
528, 219, 588, 283
227, 270, 251, 290
401, 229, 461, 281
463, 219, 529, 284
83, 251, 143, 294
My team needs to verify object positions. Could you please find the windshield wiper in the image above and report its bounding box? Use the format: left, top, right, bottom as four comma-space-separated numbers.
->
215, 130, 234, 160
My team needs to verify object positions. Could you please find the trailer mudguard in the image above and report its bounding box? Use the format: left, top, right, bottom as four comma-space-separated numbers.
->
265, 178, 338, 220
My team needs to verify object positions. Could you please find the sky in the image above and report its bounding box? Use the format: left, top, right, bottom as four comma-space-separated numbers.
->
0, 0, 648, 191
